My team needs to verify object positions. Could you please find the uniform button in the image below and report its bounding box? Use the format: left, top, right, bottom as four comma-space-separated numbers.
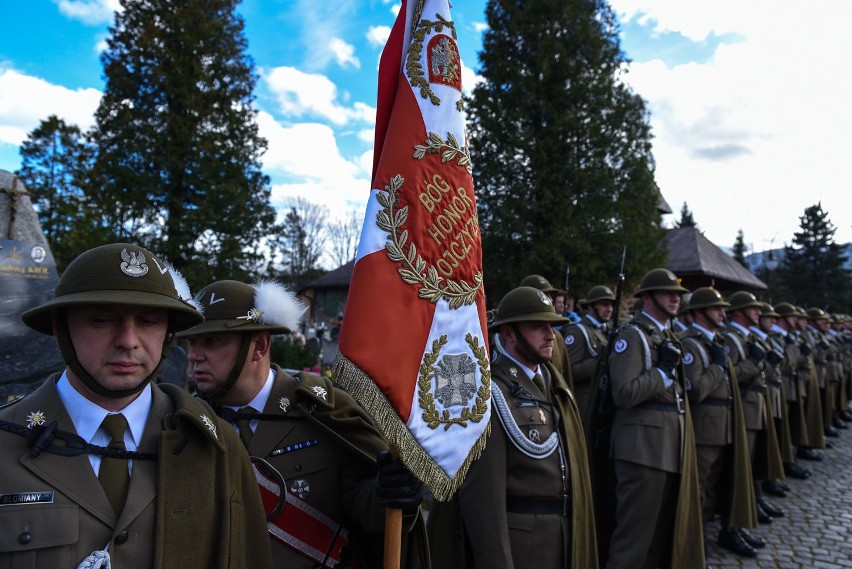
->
18, 532, 32, 544
114, 530, 129, 545
294, 464, 302, 472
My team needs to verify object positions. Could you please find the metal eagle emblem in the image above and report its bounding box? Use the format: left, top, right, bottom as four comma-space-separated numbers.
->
434, 353, 477, 407
120, 248, 148, 277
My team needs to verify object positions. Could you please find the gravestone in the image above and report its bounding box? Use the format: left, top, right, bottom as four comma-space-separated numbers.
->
0, 170, 64, 400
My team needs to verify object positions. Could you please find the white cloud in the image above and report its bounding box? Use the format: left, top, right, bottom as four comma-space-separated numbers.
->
0, 67, 101, 146
610, 0, 852, 247
366, 25, 392, 48
472, 22, 488, 33
263, 66, 375, 126
357, 128, 374, 144
461, 60, 482, 95
53, 0, 121, 26
329, 38, 361, 69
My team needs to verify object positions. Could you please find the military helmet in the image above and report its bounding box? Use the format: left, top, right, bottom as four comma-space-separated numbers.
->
678, 292, 692, 315
795, 306, 808, 317
634, 268, 688, 297
519, 274, 559, 294
725, 291, 763, 312
686, 287, 730, 311
774, 302, 797, 317
489, 286, 569, 330
759, 302, 780, 318
806, 307, 829, 321
22, 243, 203, 335
580, 285, 616, 307
176, 280, 305, 337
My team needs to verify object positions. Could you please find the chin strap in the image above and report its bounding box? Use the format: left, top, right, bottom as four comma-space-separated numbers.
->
205, 332, 254, 402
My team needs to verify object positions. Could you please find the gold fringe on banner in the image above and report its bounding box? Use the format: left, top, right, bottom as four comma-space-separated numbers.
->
332, 353, 490, 501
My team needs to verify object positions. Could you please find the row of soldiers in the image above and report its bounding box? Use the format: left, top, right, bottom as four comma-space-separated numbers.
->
449, 268, 850, 568
2, 240, 849, 569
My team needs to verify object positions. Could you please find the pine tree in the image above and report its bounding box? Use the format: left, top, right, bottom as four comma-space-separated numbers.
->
88, 0, 273, 288
674, 201, 697, 228
732, 229, 749, 269
468, 0, 666, 298
777, 203, 850, 311
16, 116, 107, 270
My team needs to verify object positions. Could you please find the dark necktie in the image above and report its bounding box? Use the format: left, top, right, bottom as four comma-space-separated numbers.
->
99, 414, 129, 515
236, 407, 256, 450
532, 372, 546, 394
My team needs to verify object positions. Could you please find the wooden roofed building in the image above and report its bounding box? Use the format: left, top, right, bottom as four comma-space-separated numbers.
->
666, 226, 766, 292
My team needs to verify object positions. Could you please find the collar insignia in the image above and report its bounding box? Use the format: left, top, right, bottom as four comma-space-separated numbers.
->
200, 414, 217, 438
279, 397, 291, 413
309, 386, 328, 401
510, 367, 518, 377
26, 410, 46, 428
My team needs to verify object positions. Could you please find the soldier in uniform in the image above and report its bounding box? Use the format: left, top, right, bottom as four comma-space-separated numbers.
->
793, 306, 828, 459
771, 302, 814, 478
673, 293, 693, 336
804, 308, 841, 439
519, 274, 575, 391
0, 243, 272, 569
722, 291, 785, 524
563, 285, 615, 427
604, 268, 704, 569
178, 279, 428, 569
752, 303, 794, 498
450, 286, 597, 568
681, 288, 759, 558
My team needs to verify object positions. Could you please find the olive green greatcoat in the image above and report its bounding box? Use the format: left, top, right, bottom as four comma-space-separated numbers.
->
722, 327, 785, 481
604, 313, 705, 569
680, 327, 756, 530
239, 365, 429, 569
428, 356, 597, 569
562, 316, 608, 428
0, 377, 272, 569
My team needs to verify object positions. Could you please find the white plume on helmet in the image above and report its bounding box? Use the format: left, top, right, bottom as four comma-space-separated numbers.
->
165, 263, 202, 311
252, 279, 307, 331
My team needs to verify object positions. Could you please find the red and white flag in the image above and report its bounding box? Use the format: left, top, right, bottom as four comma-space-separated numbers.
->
333, 0, 490, 501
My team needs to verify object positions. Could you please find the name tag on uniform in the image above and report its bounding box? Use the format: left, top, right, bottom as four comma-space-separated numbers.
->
515, 401, 539, 408
0, 492, 54, 506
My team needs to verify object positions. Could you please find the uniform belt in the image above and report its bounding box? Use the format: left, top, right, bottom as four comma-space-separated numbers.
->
506, 496, 570, 517
700, 397, 732, 408
638, 400, 685, 414
739, 382, 766, 393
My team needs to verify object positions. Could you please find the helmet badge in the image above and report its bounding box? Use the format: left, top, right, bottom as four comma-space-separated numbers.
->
537, 290, 552, 306
120, 248, 149, 277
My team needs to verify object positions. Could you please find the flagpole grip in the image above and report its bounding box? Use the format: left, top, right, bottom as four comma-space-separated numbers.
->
383, 446, 403, 569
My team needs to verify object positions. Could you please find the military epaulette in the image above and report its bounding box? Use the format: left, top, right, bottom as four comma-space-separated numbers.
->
0, 394, 26, 410
293, 371, 334, 408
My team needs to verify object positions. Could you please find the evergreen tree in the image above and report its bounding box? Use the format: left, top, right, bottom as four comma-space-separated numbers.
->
674, 201, 697, 228
16, 116, 107, 270
88, 0, 273, 288
468, 0, 666, 298
732, 229, 749, 269
777, 203, 850, 311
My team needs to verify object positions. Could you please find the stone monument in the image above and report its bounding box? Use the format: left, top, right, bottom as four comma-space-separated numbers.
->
0, 169, 64, 400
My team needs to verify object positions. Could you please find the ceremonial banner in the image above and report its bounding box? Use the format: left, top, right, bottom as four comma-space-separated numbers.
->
333, 0, 490, 501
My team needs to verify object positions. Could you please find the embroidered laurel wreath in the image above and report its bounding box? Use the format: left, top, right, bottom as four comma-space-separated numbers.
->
418, 334, 491, 430
376, 174, 481, 308
413, 132, 472, 175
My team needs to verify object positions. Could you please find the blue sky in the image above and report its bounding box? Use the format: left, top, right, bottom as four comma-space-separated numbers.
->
1, 0, 850, 260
